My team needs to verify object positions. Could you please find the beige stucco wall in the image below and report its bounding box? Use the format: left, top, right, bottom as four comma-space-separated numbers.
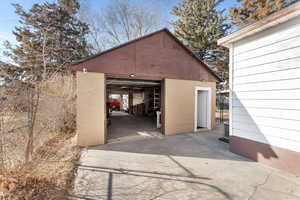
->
77, 71, 106, 146
164, 79, 216, 136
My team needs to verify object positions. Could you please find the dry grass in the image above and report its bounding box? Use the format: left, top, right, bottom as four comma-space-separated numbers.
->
0, 74, 80, 199
0, 130, 80, 200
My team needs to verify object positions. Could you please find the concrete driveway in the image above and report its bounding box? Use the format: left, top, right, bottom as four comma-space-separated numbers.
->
70, 129, 300, 200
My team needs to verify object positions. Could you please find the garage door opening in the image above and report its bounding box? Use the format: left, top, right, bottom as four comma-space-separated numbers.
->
195, 87, 212, 131
106, 78, 163, 143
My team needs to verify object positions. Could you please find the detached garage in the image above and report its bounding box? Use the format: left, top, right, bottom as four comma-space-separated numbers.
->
73, 29, 220, 147
218, 2, 300, 175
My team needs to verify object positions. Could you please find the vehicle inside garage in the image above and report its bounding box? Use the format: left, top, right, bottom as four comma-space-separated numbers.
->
106, 78, 163, 143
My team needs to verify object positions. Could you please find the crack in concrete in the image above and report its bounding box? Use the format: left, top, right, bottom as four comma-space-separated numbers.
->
248, 171, 273, 200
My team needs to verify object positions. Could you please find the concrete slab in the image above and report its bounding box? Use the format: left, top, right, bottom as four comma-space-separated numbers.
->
107, 112, 162, 143
70, 128, 300, 200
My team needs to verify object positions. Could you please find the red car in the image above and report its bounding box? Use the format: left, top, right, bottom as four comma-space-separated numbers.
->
109, 101, 121, 111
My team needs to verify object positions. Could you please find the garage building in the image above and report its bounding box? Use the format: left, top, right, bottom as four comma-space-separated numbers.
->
73, 29, 221, 146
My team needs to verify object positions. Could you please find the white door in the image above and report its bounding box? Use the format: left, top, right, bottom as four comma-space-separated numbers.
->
197, 91, 208, 128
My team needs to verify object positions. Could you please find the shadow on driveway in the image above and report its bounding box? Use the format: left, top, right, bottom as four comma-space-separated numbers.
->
70, 129, 300, 200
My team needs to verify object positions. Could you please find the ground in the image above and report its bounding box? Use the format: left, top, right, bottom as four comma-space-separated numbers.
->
107, 111, 161, 143
70, 126, 300, 200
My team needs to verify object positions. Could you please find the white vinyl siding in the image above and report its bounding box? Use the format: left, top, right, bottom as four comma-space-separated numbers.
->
231, 16, 300, 153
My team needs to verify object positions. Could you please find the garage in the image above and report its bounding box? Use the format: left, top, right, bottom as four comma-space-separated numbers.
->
106, 78, 162, 143
73, 28, 220, 146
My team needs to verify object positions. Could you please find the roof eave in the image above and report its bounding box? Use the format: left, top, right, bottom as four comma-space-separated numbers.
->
218, 1, 300, 47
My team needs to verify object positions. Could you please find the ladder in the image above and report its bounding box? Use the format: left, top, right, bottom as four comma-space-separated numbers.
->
153, 87, 160, 110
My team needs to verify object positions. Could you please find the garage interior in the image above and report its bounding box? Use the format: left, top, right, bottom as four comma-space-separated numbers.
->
106, 78, 163, 143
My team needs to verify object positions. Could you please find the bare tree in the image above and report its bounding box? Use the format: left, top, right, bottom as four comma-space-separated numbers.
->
79, 0, 167, 52
1, 31, 78, 163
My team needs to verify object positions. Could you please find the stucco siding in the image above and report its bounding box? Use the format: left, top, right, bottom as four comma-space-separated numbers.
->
77, 72, 106, 146
164, 79, 216, 136
231, 15, 300, 153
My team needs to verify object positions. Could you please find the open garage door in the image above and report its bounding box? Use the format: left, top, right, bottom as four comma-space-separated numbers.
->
106, 78, 163, 143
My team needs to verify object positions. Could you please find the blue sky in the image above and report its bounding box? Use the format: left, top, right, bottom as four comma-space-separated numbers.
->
0, 0, 240, 60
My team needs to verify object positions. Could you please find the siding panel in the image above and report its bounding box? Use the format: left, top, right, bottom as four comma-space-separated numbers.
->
234, 78, 300, 91
234, 57, 300, 77
233, 46, 300, 69
232, 107, 300, 121
234, 17, 300, 55
232, 115, 300, 133
233, 99, 300, 110
233, 89, 300, 100
233, 67, 300, 84
232, 122, 300, 143
234, 35, 300, 62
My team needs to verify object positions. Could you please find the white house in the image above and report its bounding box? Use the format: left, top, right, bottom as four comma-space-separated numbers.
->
218, 2, 300, 175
